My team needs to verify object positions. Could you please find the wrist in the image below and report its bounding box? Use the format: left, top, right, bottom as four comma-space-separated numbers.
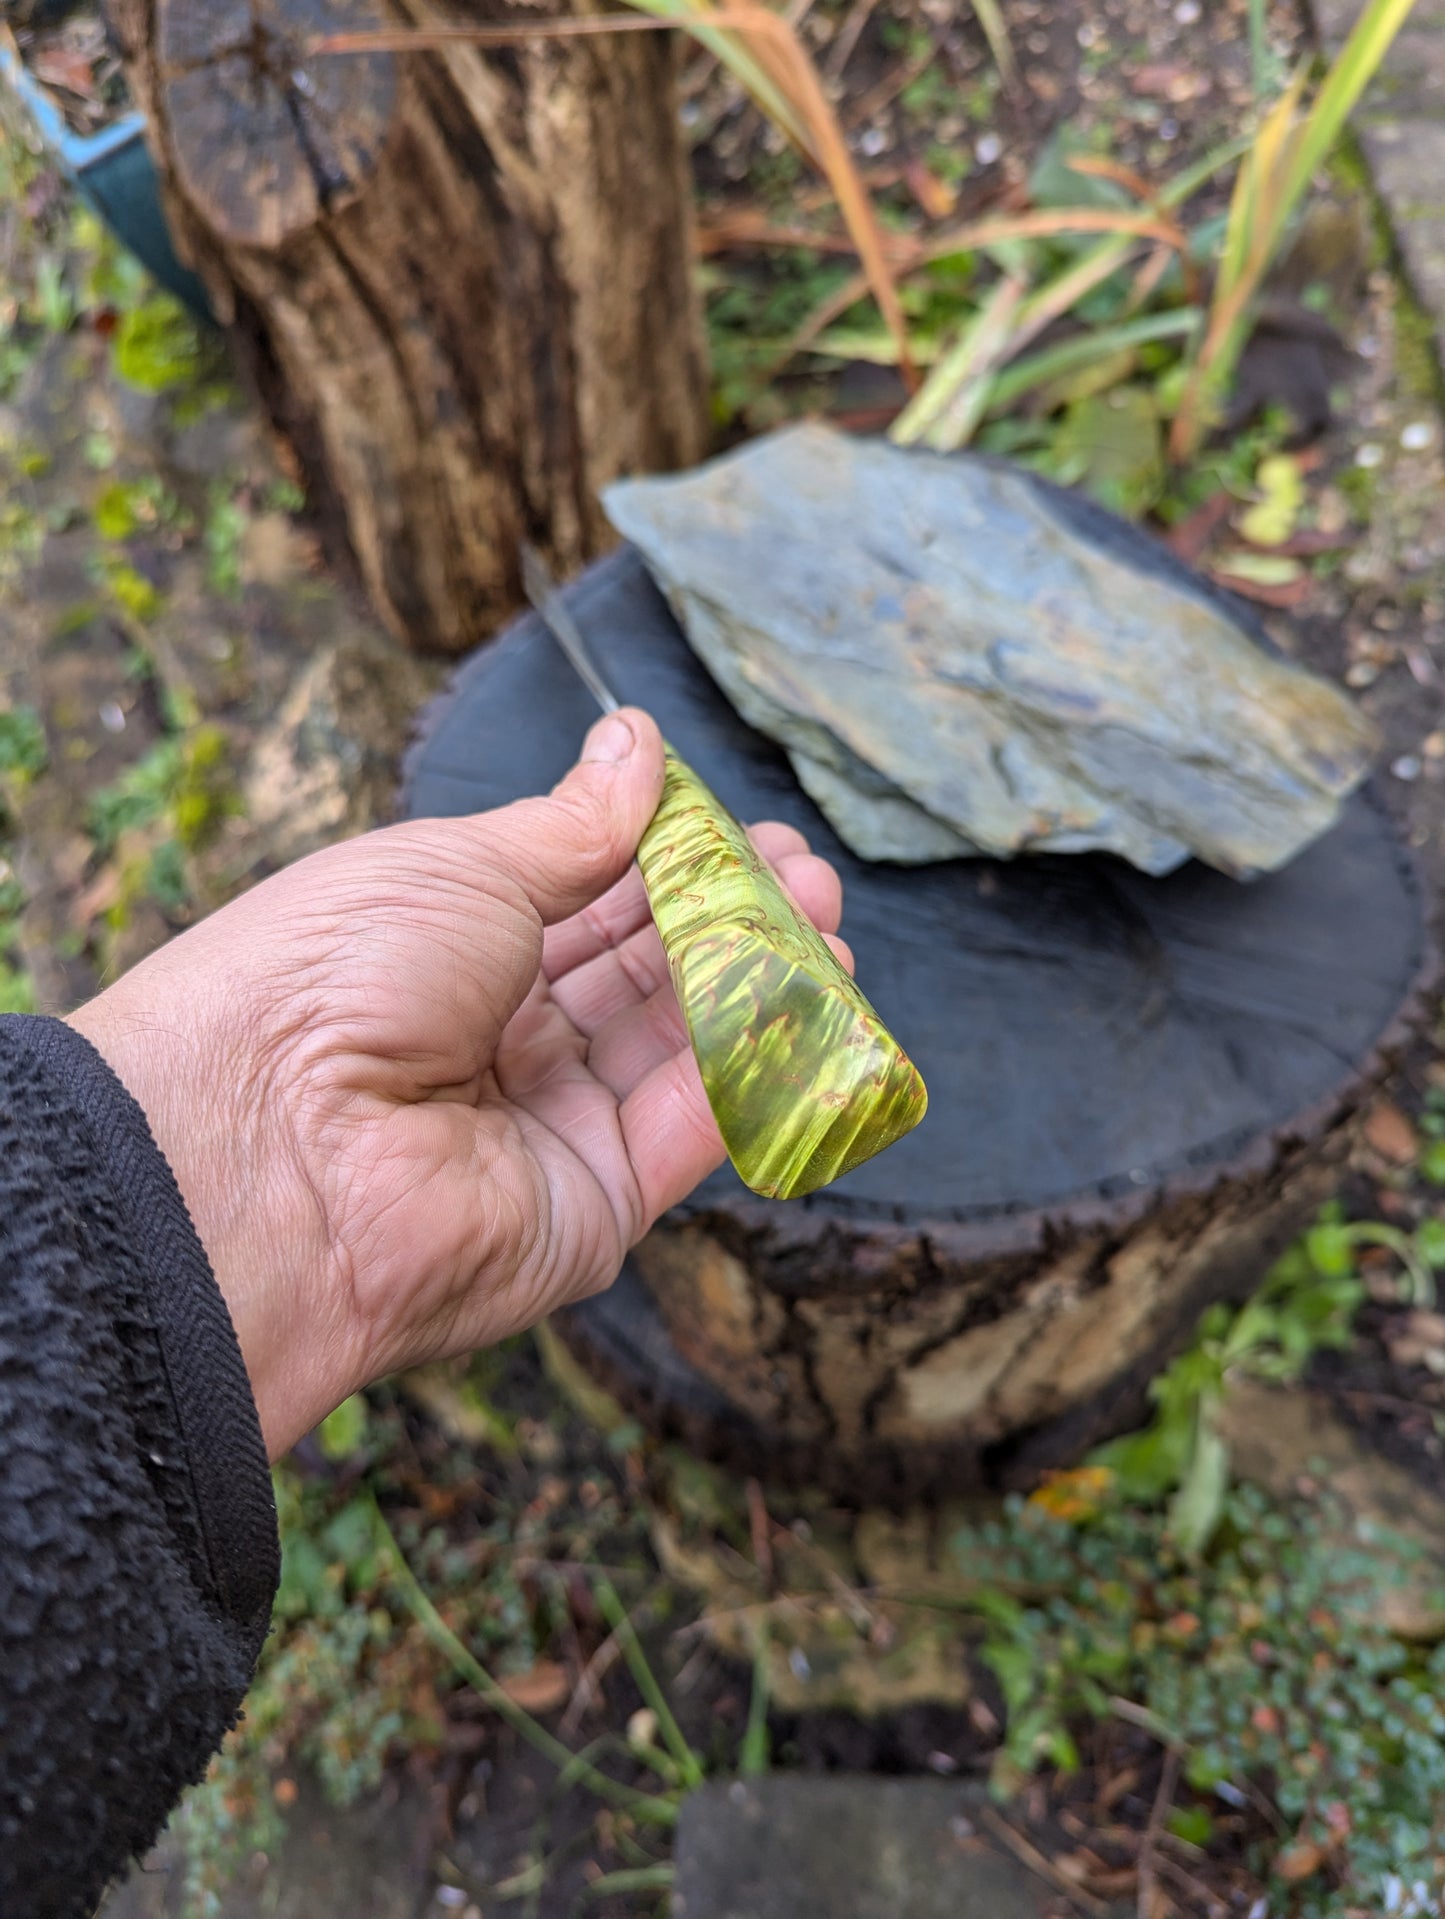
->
67, 983, 357, 1458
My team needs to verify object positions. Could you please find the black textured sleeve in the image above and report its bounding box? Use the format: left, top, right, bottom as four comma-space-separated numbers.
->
0, 1014, 280, 1919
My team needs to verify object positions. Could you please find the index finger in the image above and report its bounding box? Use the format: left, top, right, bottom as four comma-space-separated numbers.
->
542, 820, 816, 982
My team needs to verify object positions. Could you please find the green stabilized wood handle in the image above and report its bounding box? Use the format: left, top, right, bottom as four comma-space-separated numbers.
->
640, 747, 928, 1200
517, 544, 926, 1200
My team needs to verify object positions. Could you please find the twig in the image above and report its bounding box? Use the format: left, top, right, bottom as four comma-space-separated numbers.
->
747, 1479, 774, 1590
979, 1807, 1110, 1918
670, 1591, 816, 1641
822, 0, 879, 84
769, 1519, 876, 1633
842, 42, 935, 128
752, 264, 870, 395
1154, 1847, 1234, 1918
1137, 1747, 1181, 1919
312, 15, 687, 52
695, 214, 904, 256
1340, 1387, 1445, 1417
1065, 154, 1156, 201
1108, 1697, 1190, 1754
558, 1623, 624, 1740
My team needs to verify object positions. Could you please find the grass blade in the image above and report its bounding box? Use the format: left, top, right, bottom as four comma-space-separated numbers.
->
1171, 0, 1417, 459
571, 1865, 675, 1914
371, 1498, 679, 1827
1279, 0, 1419, 208
893, 225, 1172, 450
621, 0, 915, 379
1248, 0, 1269, 97
890, 270, 1028, 447
593, 1574, 705, 1790
984, 307, 1202, 412
740, 1622, 772, 1776
969, 0, 1019, 95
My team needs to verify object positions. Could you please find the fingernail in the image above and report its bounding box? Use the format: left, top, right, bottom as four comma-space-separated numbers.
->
582, 712, 636, 765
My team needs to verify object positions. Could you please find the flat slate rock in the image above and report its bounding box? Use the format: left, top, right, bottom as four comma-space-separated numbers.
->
673, 1777, 1110, 1919
605, 425, 1376, 877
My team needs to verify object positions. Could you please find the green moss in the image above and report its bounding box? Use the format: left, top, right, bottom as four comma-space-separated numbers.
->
111, 296, 208, 394
1394, 289, 1443, 407
102, 559, 164, 623
1332, 129, 1445, 408
0, 961, 34, 1014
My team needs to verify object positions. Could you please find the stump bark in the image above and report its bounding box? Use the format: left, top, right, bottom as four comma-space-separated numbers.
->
403, 539, 1432, 1504
107, 0, 708, 653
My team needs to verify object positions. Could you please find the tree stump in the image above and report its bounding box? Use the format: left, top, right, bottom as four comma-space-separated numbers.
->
107, 0, 708, 653
403, 541, 1432, 1503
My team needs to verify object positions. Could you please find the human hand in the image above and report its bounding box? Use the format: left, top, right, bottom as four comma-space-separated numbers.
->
69, 710, 847, 1457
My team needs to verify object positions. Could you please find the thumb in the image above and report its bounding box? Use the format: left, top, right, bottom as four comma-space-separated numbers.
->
480, 707, 666, 925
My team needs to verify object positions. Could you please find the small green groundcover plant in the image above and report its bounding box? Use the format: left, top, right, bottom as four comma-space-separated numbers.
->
957, 1215, 1445, 1917
961, 1481, 1445, 1918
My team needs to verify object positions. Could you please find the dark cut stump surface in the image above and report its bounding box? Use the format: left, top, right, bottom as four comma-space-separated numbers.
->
402, 540, 1431, 1502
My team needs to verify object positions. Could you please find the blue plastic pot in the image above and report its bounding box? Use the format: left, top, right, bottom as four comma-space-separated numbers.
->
1, 36, 212, 319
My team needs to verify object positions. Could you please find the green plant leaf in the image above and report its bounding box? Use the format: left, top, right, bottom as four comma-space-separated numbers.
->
1415, 1215, 1445, 1266
0, 706, 48, 783
317, 1394, 370, 1461
103, 559, 163, 623
94, 482, 140, 542
1420, 1142, 1445, 1187
1238, 453, 1305, 546
1172, 0, 1418, 460
1168, 1805, 1215, 1847
1306, 1221, 1358, 1278
1047, 385, 1164, 518
740, 1622, 771, 1777
1168, 1417, 1230, 1557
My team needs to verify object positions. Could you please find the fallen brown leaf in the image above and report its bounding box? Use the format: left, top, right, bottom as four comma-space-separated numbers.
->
1132, 62, 1209, 101
1274, 1840, 1326, 1883
1364, 1098, 1419, 1166
32, 47, 99, 98
1385, 1309, 1445, 1369
497, 1660, 571, 1713
1204, 567, 1312, 609
903, 157, 957, 220
1161, 494, 1235, 567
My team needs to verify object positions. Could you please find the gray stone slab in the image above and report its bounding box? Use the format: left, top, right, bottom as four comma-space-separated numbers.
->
100, 1775, 431, 1919
673, 1777, 1102, 1919
1355, 28, 1445, 121
1314, 2, 1445, 356
1315, 0, 1445, 41
1357, 120, 1445, 329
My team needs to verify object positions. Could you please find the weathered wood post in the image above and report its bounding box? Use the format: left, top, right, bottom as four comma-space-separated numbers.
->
108, 0, 709, 652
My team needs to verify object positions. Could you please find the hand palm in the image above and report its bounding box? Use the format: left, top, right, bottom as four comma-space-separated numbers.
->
308, 812, 836, 1367
75, 713, 843, 1455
